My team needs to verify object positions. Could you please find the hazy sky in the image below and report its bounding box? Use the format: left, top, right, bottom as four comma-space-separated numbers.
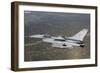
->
24, 11, 90, 61
24, 11, 90, 36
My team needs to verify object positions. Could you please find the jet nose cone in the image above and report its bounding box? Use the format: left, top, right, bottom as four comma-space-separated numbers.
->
29, 34, 44, 38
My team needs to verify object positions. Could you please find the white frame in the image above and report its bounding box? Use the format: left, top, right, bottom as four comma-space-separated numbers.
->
18, 5, 96, 68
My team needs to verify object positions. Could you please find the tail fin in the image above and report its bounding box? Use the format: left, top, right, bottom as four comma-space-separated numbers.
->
70, 29, 88, 41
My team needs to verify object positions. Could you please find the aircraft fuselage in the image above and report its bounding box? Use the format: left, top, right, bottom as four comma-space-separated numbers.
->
42, 37, 85, 48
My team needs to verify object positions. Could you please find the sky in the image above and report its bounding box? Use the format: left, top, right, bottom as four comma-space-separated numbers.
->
24, 11, 90, 61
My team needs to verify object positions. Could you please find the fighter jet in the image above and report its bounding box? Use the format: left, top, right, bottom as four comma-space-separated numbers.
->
28, 29, 88, 48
